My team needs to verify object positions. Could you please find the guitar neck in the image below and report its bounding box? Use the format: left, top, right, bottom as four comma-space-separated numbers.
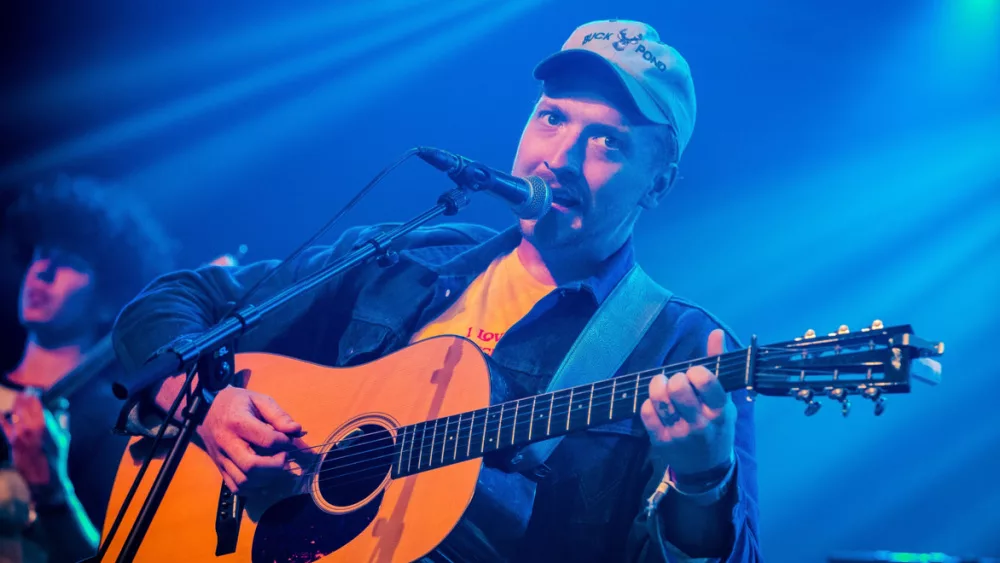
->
40, 334, 116, 409
392, 346, 755, 478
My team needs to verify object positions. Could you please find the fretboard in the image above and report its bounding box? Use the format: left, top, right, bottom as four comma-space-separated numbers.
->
392, 347, 753, 478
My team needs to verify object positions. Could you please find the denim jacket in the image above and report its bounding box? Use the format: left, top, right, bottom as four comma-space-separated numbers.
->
111, 222, 761, 563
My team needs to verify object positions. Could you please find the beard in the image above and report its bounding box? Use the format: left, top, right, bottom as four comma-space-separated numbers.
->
519, 208, 588, 252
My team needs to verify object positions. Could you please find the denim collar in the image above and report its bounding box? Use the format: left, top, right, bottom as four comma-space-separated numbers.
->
399, 223, 637, 305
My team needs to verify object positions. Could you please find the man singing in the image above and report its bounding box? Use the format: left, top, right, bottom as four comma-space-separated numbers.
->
113, 19, 760, 562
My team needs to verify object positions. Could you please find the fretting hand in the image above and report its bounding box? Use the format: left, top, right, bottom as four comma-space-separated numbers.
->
640, 329, 737, 478
0, 391, 72, 505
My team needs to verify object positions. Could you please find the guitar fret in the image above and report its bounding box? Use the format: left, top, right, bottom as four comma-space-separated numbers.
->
453, 413, 460, 461
511, 400, 520, 445
407, 424, 416, 473
633, 375, 640, 413
566, 388, 574, 431
479, 407, 490, 453
440, 417, 448, 464
546, 393, 554, 436
429, 418, 438, 466
396, 426, 406, 474
467, 410, 476, 457
586, 382, 595, 425
528, 396, 537, 442
496, 403, 504, 447
609, 378, 617, 419
417, 422, 427, 470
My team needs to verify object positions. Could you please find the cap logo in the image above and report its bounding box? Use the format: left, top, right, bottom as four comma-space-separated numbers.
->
581, 31, 615, 44
578, 26, 670, 73
612, 29, 643, 51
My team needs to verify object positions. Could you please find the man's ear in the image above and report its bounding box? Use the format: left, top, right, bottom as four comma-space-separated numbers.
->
639, 163, 678, 210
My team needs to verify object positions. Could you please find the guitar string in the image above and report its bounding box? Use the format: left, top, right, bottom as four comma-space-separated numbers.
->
305, 368, 843, 491
259, 345, 843, 471
311, 354, 762, 464
212, 346, 864, 488
268, 350, 758, 462
305, 360, 857, 486
277, 345, 827, 465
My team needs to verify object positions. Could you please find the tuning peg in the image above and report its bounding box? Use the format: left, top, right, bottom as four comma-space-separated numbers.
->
863, 387, 886, 416
795, 389, 821, 416
804, 329, 816, 339
828, 388, 851, 417
837, 324, 850, 335
871, 319, 884, 330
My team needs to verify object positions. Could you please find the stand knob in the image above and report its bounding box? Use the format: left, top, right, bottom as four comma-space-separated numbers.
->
828, 388, 850, 417
796, 389, 821, 416
864, 387, 886, 416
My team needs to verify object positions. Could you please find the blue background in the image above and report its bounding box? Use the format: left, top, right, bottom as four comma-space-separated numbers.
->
2, 1, 998, 560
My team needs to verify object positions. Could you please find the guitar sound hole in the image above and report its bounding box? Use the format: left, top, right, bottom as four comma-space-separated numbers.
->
316, 423, 394, 507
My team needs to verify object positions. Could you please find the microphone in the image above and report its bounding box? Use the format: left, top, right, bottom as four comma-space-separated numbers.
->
416, 147, 551, 220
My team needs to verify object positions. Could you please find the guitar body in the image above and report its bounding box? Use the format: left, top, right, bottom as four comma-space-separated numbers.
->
100, 336, 492, 563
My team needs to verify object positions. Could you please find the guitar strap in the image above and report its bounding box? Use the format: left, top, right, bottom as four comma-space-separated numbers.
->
506, 263, 672, 475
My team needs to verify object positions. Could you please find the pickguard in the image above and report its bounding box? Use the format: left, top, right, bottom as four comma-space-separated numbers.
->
251, 491, 384, 563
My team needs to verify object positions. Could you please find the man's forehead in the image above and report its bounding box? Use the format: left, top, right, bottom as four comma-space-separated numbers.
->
537, 91, 653, 130
539, 71, 649, 126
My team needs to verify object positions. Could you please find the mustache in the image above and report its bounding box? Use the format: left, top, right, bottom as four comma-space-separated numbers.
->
542, 176, 588, 209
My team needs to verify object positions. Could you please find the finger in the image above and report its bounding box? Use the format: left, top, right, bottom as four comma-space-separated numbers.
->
706, 328, 726, 357
648, 373, 670, 405
687, 363, 729, 412
224, 438, 287, 477
233, 413, 292, 452
13, 395, 44, 433
639, 399, 672, 442
666, 371, 702, 423
251, 394, 303, 435
649, 374, 682, 426
0, 413, 13, 439
218, 453, 248, 493
648, 373, 679, 424
286, 436, 315, 466
221, 473, 239, 495
16, 394, 44, 419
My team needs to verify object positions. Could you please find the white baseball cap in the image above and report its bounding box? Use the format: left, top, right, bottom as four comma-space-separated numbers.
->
534, 19, 697, 158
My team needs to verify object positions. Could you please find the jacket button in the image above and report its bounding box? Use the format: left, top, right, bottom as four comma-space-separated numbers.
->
445, 289, 451, 297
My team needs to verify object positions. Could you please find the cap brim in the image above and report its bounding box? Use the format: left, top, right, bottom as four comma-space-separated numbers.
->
533, 49, 670, 126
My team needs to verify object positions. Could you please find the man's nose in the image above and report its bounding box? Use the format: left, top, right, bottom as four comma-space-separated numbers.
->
543, 136, 583, 185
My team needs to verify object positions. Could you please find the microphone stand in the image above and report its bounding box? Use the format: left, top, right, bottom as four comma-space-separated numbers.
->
104, 186, 471, 562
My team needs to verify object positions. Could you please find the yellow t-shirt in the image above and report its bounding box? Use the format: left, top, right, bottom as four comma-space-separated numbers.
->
411, 248, 556, 355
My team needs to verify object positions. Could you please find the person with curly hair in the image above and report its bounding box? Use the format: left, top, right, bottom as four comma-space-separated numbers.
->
0, 174, 176, 563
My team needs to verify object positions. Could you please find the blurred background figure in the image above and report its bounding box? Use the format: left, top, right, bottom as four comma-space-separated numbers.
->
0, 175, 176, 563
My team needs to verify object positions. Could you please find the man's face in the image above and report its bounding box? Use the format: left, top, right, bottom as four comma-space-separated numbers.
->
19, 246, 98, 336
511, 70, 672, 255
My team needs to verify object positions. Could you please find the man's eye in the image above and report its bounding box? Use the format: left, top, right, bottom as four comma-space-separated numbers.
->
599, 136, 622, 150
539, 111, 563, 126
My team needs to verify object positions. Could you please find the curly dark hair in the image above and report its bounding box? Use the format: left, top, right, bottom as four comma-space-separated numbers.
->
3, 174, 177, 325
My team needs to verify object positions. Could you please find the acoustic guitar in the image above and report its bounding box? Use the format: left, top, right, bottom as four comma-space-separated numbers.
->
97, 320, 943, 562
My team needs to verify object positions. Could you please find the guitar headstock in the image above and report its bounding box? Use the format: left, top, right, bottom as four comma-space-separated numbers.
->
751, 320, 943, 417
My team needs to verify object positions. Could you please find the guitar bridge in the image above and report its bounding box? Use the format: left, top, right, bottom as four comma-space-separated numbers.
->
215, 484, 245, 556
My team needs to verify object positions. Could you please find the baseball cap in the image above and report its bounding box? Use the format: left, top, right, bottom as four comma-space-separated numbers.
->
533, 19, 696, 157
